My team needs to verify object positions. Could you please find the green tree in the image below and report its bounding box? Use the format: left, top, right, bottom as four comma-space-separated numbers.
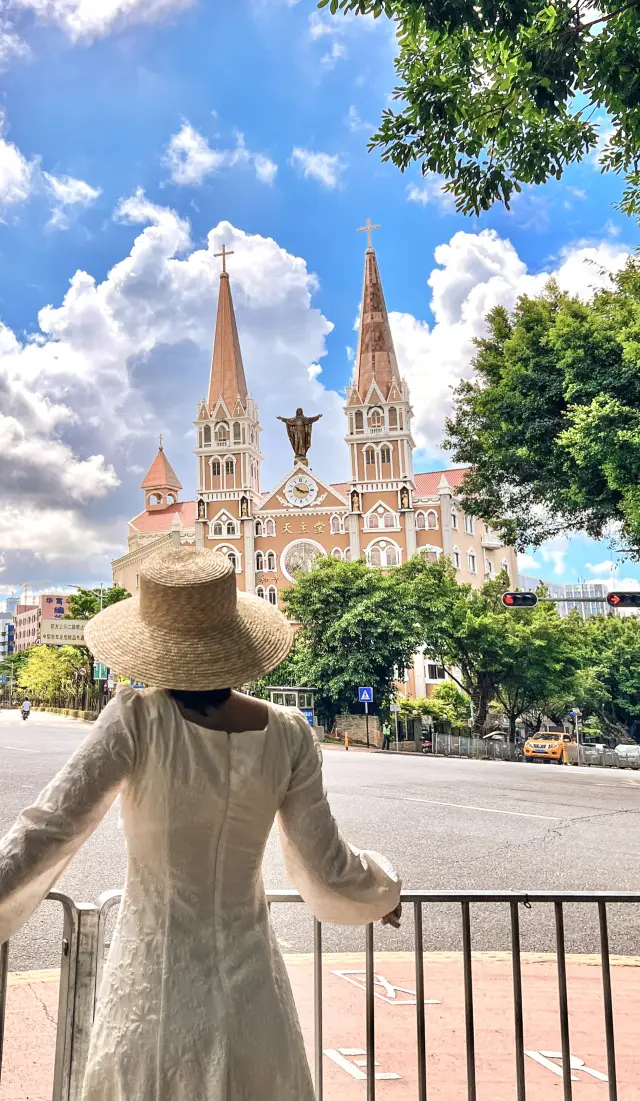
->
493, 600, 583, 740
400, 681, 472, 725
323, 0, 640, 219
581, 614, 640, 741
250, 638, 314, 701
66, 585, 130, 620
444, 264, 640, 554
18, 645, 91, 702
281, 557, 423, 728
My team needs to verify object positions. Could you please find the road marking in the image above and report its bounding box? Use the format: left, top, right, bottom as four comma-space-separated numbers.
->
403, 797, 560, 821
332, 969, 440, 1006
0, 745, 38, 753
323, 1049, 401, 1081
525, 1051, 608, 1082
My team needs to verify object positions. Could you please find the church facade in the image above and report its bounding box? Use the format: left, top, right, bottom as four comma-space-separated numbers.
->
112, 227, 517, 693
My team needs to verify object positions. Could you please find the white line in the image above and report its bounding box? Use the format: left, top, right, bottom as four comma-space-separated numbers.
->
1, 746, 38, 753
403, 797, 560, 821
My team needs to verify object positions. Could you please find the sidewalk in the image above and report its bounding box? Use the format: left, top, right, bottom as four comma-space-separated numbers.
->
3, 953, 639, 1099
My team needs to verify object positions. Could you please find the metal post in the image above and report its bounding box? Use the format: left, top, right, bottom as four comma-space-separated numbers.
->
598, 903, 618, 1101
365, 701, 370, 748
314, 920, 324, 1101
394, 710, 399, 751
414, 902, 428, 1100
0, 941, 8, 1086
66, 904, 101, 1101
554, 902, 573, 1101
365, 923, 376, 1100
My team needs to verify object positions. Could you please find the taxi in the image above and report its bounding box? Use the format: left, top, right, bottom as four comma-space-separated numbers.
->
523, 731, 573, 764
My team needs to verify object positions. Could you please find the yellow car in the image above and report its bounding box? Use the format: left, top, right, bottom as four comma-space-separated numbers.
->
523, 732, 572, 764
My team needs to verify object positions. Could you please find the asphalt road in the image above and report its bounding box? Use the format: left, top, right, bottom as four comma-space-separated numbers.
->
2, 710, 640, 971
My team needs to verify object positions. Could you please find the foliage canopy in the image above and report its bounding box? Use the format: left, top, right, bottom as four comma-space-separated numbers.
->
322, 0, 640, 218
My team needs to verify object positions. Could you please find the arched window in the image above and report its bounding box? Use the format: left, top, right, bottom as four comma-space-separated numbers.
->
267, 587, 278, 606
255, 551, 264, 572
203, 424, 211, 444
368, 512, 379, 529
369, 545, 382, 567
255, 520, 263, 537
330, 515, 341, 534
213, 521, 224, 536
212, 460, 221, 476
426, 510, 438, 530
381, 446, 391, 465
415, 511, 426, 530
383, 512, 395, 528
265, 518, 276, 537
385, 545, 399, 566
485, 560, 493, 575
225, 459, 235, 476
226, 521, 236, 536
388, 407, 397, 429
233, 421, 241, 443
227, 551, 237, 571
256, 586, 265, 600
354, 409, 364, 433
332, 548, 342, 559
266, 551, 276, 571
215, 545, 239, 572
421, 548, 439, 564
468, 552, 477, 574
368, 408, 383, 430
365, 447, 375, 466
216, 422, 229, 443
344, 548, 351, 562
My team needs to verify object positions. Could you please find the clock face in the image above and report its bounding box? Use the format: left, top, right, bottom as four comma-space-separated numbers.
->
284, 474, 318, 508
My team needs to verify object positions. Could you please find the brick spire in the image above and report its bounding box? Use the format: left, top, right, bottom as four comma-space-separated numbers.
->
207, 255, 248, 413
140, 437, 182, 492
354, 229, 401, 401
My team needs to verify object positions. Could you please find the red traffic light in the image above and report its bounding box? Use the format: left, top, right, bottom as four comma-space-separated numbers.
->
502, 592, 538, 609
607, 592, 640, 608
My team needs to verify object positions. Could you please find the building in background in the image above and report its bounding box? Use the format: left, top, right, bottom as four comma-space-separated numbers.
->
14, 594, 71, 652
564, 581, 614, 620
518, 574, 568, 616
112, 227, 518, 616
0, 613, 14, 661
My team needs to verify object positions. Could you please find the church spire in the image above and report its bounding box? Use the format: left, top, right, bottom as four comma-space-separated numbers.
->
354, 220, 401, 402
207, 244, 248, 413
141, 436, 182, 511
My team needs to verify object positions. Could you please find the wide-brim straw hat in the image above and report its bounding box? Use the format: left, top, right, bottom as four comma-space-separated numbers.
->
84, 547, 294, 690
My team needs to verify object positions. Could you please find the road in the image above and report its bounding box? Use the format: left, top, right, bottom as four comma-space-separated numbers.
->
2, 710, 640, 971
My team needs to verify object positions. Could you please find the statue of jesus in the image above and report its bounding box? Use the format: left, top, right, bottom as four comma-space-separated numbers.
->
277, 408, 322, 465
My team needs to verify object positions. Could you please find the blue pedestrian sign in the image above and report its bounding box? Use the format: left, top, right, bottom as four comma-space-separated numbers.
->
358, 687, 373, 704
300, 708, 314, 726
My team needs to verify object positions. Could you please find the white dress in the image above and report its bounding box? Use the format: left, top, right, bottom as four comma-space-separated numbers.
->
0, 686, 400, 1100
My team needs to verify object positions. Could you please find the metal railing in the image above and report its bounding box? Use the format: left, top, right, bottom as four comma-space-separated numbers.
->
432, 732, 523, 762
2, 889, 639, 1100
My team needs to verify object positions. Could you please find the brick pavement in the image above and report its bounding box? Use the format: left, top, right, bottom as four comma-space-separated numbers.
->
2, 953, 639, 1100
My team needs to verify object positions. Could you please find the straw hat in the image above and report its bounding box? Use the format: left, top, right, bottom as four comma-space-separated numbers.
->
84, 547, 294, 690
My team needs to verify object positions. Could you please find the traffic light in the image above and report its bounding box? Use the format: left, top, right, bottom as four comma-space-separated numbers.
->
607, 592, 640, 608
502, 592, 538, 608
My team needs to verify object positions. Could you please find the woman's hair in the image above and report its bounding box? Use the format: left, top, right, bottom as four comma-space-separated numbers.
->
168, 688, 232, 716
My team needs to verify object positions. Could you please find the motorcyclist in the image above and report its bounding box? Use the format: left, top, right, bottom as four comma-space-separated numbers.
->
20, 697, 31, 720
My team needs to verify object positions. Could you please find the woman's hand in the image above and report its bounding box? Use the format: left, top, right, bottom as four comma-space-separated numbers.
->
380, 902, 402, 929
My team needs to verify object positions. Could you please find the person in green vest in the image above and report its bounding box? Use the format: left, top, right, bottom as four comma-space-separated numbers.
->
382, 721, 392, 751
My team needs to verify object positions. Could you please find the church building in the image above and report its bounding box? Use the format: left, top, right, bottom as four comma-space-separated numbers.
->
112, 223, 517, 694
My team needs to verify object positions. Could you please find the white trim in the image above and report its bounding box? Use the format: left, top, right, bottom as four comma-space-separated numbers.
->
331, 546, 343, 560
418, 544, 442, 563
365, 536, 402, 568
453, 545, 461, 570
209, 509, 239, 539
364, 499, 400, 532
213, 543, 242, 573
468, 550, 477, 574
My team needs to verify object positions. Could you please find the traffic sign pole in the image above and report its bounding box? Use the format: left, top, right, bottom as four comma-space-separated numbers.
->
364, 702, 369, 749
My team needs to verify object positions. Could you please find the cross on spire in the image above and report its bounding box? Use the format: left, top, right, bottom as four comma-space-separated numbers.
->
357, 217, 380, 250
214, 243, 234, 274
159, 432, 163, 450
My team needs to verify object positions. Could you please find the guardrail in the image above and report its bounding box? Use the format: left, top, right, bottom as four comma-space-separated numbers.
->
432, 732, 523, 762
2, 889, 639, 1100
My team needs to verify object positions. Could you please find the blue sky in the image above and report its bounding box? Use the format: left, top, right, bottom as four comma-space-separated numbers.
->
0, 0, 639, 594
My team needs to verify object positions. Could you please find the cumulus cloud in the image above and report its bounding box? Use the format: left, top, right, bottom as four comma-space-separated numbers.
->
407, 175, 455, 212
0, 201, 343, 584
0, 22, 30, 68
586, 560, 617, 574
345, 105, 372, 132
14, 0, 194, 42
518, 553, 542, 574
0, 111, 33, 205
43, 171, 101, 229
390, 228, 630, 459
165, 122, 277, 187
290, 148, 344, 188
320, 40, 347, 68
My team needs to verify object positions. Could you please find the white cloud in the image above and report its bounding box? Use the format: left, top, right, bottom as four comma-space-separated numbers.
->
290, 147, 344, 188
44, 171, 101, 228
390, 228, 630, 458
407, 176, 455, 212
0, 23, 30, 68
165, 122, 277, 188
518, 553, 542, 573
346, 105, 373, 132
0, 111, 32, 205
14, 0, 194, 42
539, 537, 570, 576
586, 560, 617, 574
0, 200, 344, 583
320, 40, 348, 68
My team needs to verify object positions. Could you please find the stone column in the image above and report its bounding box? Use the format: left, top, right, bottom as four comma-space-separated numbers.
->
438, 474, 454, 558
195, 520, 206, 549
243, 517, 256, 593
404, 508, 417, 558
413, 650, 426, 698
348, 511, 361, 560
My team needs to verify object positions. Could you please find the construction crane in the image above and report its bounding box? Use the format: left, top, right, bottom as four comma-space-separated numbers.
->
15, 580, 52, 606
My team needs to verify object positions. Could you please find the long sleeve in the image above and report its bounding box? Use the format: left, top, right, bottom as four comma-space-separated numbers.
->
277, 714, 401, 925
0, 690, 137, 945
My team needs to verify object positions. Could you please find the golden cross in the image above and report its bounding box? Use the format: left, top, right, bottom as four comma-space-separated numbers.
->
357, 217, 380, 249
214, 243, 234, 274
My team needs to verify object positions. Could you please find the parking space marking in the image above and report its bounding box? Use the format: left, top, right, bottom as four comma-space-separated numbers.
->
402, 797, 560, 820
